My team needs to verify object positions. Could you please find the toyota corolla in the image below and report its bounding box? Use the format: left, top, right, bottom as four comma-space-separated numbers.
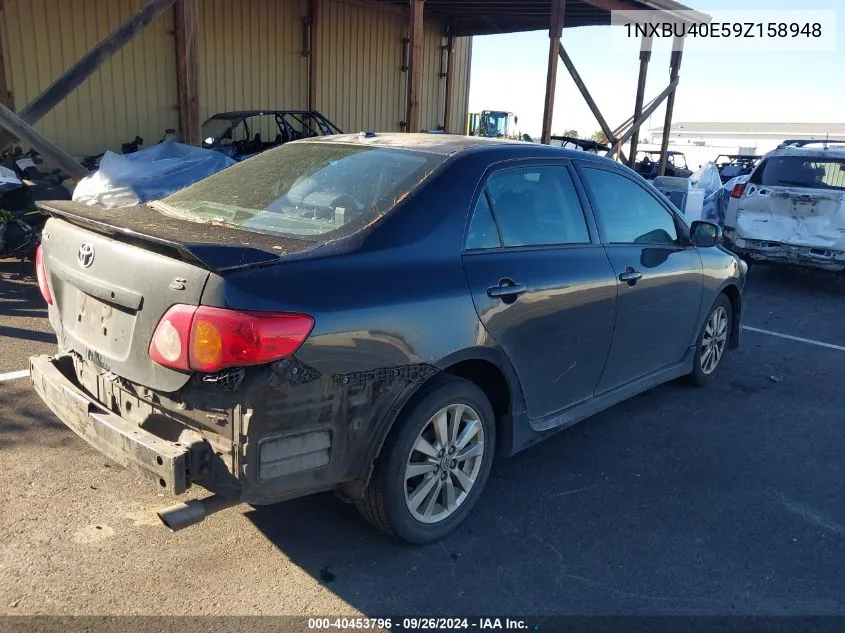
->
30, 133, 745, 543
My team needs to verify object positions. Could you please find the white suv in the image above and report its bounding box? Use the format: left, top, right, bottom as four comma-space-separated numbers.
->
723, 140, 845, 272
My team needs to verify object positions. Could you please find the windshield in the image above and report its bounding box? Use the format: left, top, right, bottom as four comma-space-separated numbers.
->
154, 142, 443, 240
201, 118, 237, 145
754, 155, 845, 190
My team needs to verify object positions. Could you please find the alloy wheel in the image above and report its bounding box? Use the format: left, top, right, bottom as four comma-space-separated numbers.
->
700, 306, 729, 375
403, 403, 485, 524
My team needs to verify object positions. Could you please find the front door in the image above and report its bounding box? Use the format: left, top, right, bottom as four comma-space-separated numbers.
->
461, 162, 618, 420
576, 164, 703, 393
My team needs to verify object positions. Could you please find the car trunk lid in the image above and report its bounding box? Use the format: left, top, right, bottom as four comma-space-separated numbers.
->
38, 201, 322, 393
735, 184, 845, 250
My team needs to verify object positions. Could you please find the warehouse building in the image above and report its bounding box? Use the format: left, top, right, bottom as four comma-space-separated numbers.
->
0, 0, 707, 181
0, 0, 472, 156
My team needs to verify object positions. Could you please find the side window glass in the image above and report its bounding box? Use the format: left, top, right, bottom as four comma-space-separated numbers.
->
580, 167, 679, 245
485, 166, 590, 247
465, 193, 501, 250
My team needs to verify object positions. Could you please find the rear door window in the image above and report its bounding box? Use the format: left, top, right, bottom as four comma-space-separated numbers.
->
481, 165, 591, 247
465, 193, 501, 250
753, 155, 845, 190
580, 167, 679, 245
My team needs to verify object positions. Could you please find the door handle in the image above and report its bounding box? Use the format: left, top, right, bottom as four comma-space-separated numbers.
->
618, 267, 643, 286
487, 281, 527, 300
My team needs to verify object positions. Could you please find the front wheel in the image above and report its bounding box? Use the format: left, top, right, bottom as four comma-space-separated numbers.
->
356, 376, 496, 544
686, 294, 733, 386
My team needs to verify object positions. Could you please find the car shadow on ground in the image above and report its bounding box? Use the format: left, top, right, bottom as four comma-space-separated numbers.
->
0, 380, 67, 450
242, 332, 845, 616
747, 263, 844, 295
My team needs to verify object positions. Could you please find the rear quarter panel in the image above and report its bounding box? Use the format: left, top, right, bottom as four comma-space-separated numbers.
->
197, 151, 518, 501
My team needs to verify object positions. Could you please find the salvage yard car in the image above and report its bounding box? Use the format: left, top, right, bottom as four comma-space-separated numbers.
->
201, 110, 341, 161
30, 134, 746, 544
633, 149, 693, 179
724, 140, 845, 271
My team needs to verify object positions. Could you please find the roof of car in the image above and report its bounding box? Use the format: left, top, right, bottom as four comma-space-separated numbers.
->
766, 145, 845, 159
298, 132, 615, 163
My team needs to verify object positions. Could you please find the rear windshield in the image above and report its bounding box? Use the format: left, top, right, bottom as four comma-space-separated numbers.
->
154, 142, 443, 240
753, 155, 845, 190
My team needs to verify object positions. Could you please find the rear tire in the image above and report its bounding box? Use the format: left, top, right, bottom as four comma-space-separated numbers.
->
356, 375, 496, 544
685, 293, 732, 387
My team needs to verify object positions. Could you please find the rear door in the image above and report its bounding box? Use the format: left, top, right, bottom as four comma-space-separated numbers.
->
575, 163, 703, 393
734, 154, 845, 251
461, 161, 618, 420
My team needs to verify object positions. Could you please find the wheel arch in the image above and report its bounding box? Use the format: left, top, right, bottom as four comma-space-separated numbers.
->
719, 282, 743, 349
343, 346, 526, 500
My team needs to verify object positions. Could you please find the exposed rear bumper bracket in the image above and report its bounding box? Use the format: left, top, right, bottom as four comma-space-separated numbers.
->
30, 354, 210, 494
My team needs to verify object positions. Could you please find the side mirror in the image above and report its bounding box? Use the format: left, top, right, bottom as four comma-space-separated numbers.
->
690, 220, 722, 248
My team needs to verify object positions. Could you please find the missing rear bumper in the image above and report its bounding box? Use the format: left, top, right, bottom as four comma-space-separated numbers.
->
730, 238, 845, 272
29, 354, 211, 494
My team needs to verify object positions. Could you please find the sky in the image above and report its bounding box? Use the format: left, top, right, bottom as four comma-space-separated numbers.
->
467, 0, 845, 140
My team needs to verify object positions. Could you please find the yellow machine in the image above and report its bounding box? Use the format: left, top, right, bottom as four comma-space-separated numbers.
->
466, 110, 519, 139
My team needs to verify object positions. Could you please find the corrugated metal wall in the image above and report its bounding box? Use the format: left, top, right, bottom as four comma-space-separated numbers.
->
448, 36, 471, 134
197, 0, 308, 127
314, 0, 471, 134
419, 23, 443, 131
0, 0, 470, 155
0, 0, 178, 156
315, 0, 406, 133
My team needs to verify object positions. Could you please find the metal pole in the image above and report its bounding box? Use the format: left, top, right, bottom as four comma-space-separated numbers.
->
628, 34, 652, 168
657, 35, 684, 177
541, 0, 566, 144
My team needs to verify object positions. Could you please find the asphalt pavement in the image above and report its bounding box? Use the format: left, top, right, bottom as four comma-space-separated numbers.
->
1, 258, 844, 617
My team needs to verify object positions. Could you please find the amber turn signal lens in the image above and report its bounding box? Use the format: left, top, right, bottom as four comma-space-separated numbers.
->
190, 319, 224, 368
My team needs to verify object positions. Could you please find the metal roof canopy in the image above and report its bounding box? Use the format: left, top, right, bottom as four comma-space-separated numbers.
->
386, 0, 709, 177
384, 0, 709, 36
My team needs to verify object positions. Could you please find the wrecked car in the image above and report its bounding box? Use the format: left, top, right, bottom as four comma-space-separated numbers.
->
724, 140, 845, 271
201, 110, 341, 161
30, 133, 745, 544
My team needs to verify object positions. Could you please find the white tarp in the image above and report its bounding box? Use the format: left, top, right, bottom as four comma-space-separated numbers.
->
73, 141, 235, 209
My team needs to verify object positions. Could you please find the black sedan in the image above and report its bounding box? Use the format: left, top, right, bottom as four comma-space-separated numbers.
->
31, 133, 746, 544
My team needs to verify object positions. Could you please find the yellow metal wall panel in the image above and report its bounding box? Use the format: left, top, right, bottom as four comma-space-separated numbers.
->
0, 0, 472, 156
315, 0, 406, 133
419, 22, 442, 131
449, 36, 471, 134
1, 0, 178, 156
197, 0, 308, 140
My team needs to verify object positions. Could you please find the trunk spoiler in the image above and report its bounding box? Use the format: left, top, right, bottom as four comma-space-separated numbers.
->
37, 200, 326, 273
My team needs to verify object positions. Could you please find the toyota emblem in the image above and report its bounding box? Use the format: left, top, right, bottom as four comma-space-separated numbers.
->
78, 242, 95, 268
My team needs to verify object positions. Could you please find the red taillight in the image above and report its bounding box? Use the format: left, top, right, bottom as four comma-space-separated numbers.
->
730, 182, 747, 199
149, 304, 314, 373
35, 245, 53, 305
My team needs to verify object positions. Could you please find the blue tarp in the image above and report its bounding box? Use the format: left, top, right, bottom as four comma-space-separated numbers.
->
73, 141, 236, 208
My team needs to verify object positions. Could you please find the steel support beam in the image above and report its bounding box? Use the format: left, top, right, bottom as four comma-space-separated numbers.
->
627, 34, 652, 168
606, 75, 679, 155
174, 0, 200, 145
307, 0, 318, 111
657, 36, 684, 176
442, 32, 455, 132
541, 0, 566, 144
0, 103, 87, 180
558, 44, 614, 147
0, 0, 177, 148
